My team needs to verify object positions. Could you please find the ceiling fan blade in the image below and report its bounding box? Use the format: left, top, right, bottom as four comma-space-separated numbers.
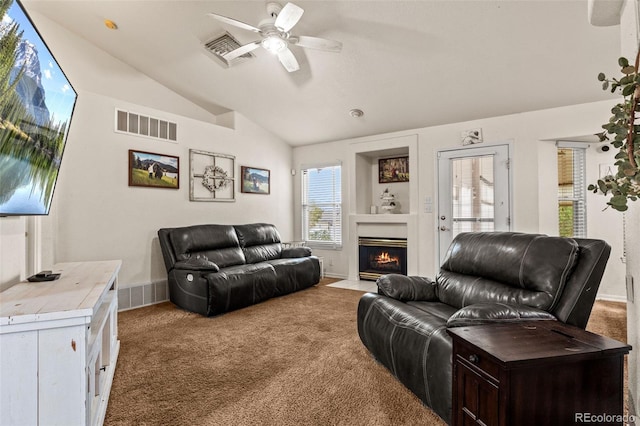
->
274, 2, 304, 32
291, 35, 342, 53
208, 12, 261, 33
223, 41, 261, 61
277, 48, 300, 72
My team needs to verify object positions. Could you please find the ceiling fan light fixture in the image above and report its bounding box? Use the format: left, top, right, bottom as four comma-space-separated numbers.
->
262, 35, 287, 54
208, 1, 342, 72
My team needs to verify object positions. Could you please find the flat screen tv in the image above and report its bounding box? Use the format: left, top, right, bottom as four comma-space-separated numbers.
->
0, 0, 77, 215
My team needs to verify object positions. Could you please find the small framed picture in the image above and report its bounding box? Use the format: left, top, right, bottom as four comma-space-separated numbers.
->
241, 166, 270, 194
379, 156, 409, 183
128, 150, 179, 189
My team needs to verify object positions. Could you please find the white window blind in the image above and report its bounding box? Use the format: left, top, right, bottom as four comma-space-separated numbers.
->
557, 147, 587, 238
301, 165, 342, 249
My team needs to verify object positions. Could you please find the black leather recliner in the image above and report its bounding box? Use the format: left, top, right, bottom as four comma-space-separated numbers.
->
357, 232, 611, 424
158, 223, 320, 316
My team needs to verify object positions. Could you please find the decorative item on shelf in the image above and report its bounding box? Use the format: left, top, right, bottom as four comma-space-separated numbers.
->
461, 128, 483, 145
128, 150, 179, 189
589, 53, 640, 211
241, 166, 270, 194
189, 149, 235, 202
378, 156, 409, 183
379, 187, 397, 214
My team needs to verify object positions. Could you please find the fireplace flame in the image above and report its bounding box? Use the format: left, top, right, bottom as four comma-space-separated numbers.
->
374, 251, 399, 266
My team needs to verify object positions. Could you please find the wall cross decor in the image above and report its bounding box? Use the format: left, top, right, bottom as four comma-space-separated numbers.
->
189, 149, 235, 202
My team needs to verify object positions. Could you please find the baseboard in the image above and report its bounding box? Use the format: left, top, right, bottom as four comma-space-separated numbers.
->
596, 294, 628, 303
118, 280, 169, 311
323, 272, 347, 279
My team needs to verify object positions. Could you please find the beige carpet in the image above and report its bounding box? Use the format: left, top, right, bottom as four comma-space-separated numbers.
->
105, 279, 627, 425
105, 278, 446, 425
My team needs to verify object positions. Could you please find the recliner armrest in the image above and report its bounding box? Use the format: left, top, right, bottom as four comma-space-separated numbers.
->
376, 274, 437, 301
446, 302, 557, 328
174, 255, 220, 272
282, 246, 312, 258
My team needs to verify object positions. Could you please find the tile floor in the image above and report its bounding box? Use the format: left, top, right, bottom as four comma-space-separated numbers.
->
327, 279, 377, 293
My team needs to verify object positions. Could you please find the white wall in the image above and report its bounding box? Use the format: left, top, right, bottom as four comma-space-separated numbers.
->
0, 217, 26, 291
0, 10, 294, 288
619, 0, 640, 416
51, 93, 293, 287
294, 100, 627, 301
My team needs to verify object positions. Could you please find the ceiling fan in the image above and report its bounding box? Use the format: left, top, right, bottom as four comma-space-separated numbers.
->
208, 2, 342, 72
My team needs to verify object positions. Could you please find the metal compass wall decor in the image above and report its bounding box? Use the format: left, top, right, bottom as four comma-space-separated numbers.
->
189, 149, 235, 202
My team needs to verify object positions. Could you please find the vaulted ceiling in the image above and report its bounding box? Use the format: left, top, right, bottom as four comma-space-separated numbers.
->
24, 0, 621, 146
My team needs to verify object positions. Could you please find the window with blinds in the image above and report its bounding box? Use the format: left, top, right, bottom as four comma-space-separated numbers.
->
557, 146, 587, 238
301, 165, 342, 249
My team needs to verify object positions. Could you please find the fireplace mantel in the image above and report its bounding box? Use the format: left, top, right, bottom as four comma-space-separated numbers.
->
348, 213, 418, 281
349, 213, 413, 223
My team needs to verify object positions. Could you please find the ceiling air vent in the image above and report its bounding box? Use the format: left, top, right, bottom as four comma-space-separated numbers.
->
204, 32, 254, 68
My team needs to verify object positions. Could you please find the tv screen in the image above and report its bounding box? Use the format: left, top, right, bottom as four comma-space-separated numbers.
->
0, 0, 77, 215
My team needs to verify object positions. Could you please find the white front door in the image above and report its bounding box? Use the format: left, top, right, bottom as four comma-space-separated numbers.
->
437, 145, 511, 263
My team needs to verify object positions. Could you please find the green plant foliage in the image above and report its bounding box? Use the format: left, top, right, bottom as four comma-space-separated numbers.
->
589, 55, 640, 211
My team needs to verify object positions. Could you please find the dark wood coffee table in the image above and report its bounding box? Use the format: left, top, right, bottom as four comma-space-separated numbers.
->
448, 321, 631, 426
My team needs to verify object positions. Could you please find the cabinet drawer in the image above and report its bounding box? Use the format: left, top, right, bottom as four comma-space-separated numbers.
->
455, 342, 500, 381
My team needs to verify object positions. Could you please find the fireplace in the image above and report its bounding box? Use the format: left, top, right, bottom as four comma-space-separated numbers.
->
358, 237, 408, 281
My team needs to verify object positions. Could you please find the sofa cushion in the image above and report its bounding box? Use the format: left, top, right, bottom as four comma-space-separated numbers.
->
169, 224, 245, 268
266, 257, 320, 295
377, 275, 437, 302
437, 232, 579, 311
446, 302, 557, 327
235, 223, 283, 263
407, 301, 459, 321
205, 263, 278, 315
174, 254, 219, 272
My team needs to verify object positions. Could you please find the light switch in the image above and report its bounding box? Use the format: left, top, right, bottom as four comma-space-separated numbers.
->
425, 196, 433, 213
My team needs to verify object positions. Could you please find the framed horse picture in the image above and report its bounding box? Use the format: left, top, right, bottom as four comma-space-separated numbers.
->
128, 150, 179, 189
241, 166, 270, 194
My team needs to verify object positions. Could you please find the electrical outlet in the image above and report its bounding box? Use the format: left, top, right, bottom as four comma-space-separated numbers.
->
626, 275, 635, 303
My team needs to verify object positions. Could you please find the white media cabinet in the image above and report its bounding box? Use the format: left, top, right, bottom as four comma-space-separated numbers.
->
0, 260, 121, 426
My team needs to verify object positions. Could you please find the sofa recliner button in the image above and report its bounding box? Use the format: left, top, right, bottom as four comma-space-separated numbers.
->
187, 274, 193, 282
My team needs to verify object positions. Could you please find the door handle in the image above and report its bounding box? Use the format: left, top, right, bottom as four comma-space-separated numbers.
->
440, 226, 449, 231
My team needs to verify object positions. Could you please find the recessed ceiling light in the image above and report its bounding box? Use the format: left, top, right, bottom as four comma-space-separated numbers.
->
104, 19, 118, 30
349, 109, 364, 118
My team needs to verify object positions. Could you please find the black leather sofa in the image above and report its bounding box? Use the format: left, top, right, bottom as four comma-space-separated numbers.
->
357, 232, 611, 424
158, 223, 321, 316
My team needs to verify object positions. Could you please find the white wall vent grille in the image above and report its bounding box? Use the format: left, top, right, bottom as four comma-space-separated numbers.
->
115, 109, 177, 142
204, 32, 254, 68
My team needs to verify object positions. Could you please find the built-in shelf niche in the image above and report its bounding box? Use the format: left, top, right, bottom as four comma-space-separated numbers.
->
349, 134, 418, 215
